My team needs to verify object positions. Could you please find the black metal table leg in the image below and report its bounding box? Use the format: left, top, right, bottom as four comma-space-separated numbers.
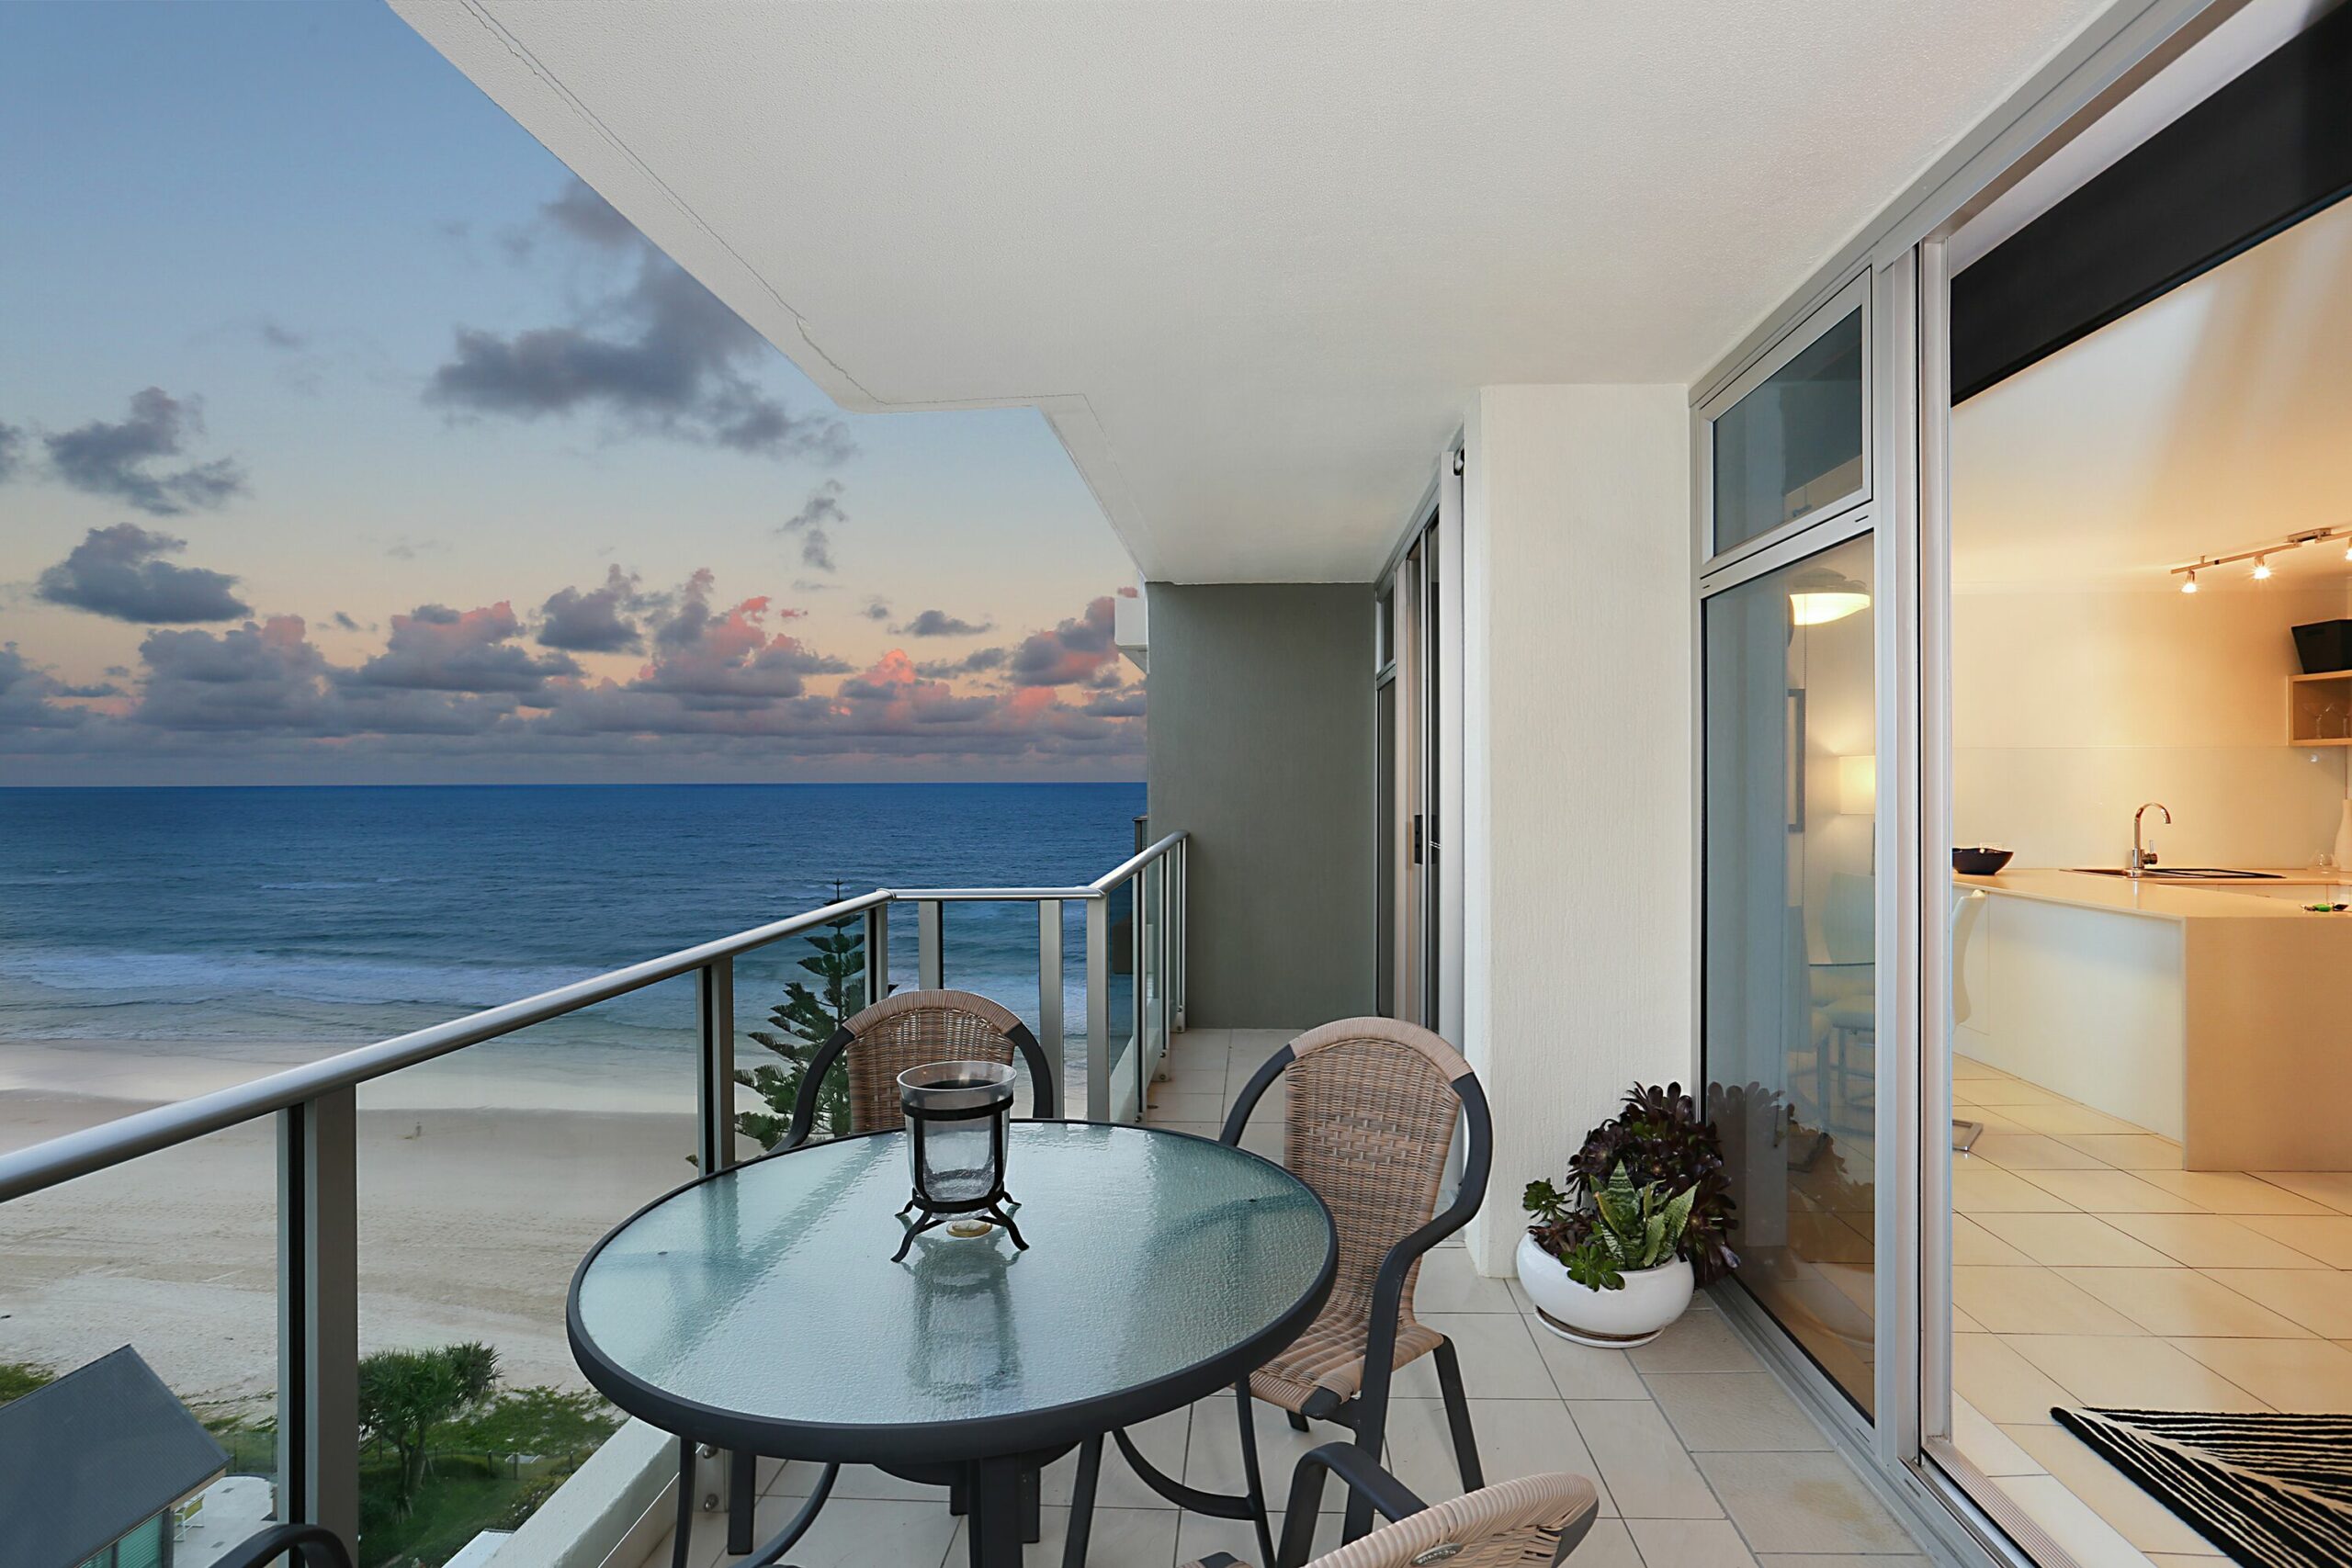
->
965, 1455, 1026, 1567
729, 1448, 758, 1555
1021, 1461, 1043, 1543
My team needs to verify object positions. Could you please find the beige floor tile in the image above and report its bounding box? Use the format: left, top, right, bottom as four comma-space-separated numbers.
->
2005, 1103, 2160, 1138
1012, 1506, 1180, 1568
1991, 1474, 2165, 1568
671, 1495, 962, 1568
1568, 1399, 1724, 1519
1951, 1214, 2037, 1266
1647, 1371, 1830, 1452
1173, 1506, 1337, 1565
2015, 1168, 2208, 1213
1953, 1401, 2043, 1476
1970, 1134, 2109, 1170
2052, 1268, 2312, 1338
2054, 1134, 2186, 1171
1562, 1518, 1648, 1568
1958, 1079, 2075, 1109
1141, 1088, 1225, 1123
1632, 1310, 1766, 1374
2126, 1170, 2333, 1215
2248, 1171, 2352, 1214
2203, 1268, 2352, 1337
1628, 1517, 1761, 1568
1752, 1559, 1928, 1568
1412, 1245, 1521, 1313
2171, 1336, 2352, 1410
2001, 1422, 2227, 1557
2108, 1213, 2335, 1269
1183, 1393, 1344, 1506
1953, 1334, 2076, 1423
1954, 1163, 2079, 1213
2006, 1335, 2268, 1412
2233, 1213, 2352, 1269
1953, 1056, 2016, 1081
1392, 1312, 1555, 1400
1532, 1329, 1651, 1399
1383, 1395, 1616, 1514
1694, 1452, 1915, 1554
767, 1461, 944, 1503
1036, 1406, 1188, 1509
1951, 1266, 2143, 1336
1971, 1213, 2178, 1269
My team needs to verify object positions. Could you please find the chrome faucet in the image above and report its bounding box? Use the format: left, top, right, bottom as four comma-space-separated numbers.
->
2131, 802, 2172, 876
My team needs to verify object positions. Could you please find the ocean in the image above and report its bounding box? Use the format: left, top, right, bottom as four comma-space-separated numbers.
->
0, 784, 1145, 1088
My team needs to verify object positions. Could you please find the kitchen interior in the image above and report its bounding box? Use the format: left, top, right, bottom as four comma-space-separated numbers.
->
1939, 177, 2352, 1558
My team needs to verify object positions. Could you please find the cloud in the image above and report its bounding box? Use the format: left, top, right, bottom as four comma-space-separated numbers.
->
1082, 687, 1147, 718
426, 180, 852, 463
134, 616, 337, 733
383, 536, 443, 560
893, 609, 994, 638
331, 612, 362, 632
779, 479, 847, 572
914, 646, 1010, 679
0, 422, 23, 482
859, 595, 891, 622
538, 566, 656, 654
257, 319, 308, 351
612, 570, 851, 707
1009, 595, 1120, 688
42, 388, 248, 514
0, 645, 91, 730
344, 603, 580, 695
35, 524, 252, 624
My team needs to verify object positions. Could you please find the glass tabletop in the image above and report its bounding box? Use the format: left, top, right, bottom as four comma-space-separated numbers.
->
571, 1122, 1333, 1455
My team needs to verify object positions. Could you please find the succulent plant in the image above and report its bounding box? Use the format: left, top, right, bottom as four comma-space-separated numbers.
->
1523, 1081, 1740, 1285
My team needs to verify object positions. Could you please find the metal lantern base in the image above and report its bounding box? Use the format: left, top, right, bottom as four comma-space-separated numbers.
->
894, 1193, 1028, 1262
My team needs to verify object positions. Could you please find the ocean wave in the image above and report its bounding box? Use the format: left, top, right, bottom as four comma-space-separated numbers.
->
0, 947, 606, 1010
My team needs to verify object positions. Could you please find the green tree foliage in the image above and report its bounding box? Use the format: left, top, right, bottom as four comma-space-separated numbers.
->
446, 1384, 617, 1473
0, 1359, 54, 1406
736, 916, 867, 1150
357, 1342, 501, 1514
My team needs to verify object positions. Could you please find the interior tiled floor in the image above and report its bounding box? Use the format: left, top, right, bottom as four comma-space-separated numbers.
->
1948, 1053, 2352, 1568
640, 1029, 1928, 1568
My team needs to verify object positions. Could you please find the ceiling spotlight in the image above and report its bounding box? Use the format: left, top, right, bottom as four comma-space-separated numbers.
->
2182, 570, 2199, 594
2253, 555, 2273, 581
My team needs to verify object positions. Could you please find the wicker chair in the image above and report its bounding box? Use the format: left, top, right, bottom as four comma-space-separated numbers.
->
776, 987, 1057, 1151
1192, 1442, 1598, 1568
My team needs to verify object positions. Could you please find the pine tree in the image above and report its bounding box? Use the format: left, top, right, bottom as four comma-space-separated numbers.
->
735, 912, 868, 1150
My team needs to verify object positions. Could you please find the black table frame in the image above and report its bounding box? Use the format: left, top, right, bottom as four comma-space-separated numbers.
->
567, 1122, 1338, 1568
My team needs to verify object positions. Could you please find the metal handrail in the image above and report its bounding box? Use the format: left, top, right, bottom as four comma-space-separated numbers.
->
0, 888, 890, 1205
1089, 830, 1186, 894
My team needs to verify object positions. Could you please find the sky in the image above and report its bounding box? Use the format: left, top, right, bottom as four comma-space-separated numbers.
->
0, 2, 1143, 785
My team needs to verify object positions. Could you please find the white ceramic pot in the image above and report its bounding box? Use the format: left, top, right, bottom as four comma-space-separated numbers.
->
1515, 1232, 1694, 1348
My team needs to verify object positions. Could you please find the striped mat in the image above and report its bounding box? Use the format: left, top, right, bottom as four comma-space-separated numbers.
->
2052, 1407, 2352, 1568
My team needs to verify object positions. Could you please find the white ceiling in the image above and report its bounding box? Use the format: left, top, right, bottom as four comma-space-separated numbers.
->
394, 0, 2110, 583
1953, 189, 2352, 595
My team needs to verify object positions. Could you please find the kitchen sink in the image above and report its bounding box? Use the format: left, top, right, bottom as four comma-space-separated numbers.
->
2069, 867, 2281, 879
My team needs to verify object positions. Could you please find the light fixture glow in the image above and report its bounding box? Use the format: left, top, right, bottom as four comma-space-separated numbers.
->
1788, 569, 1871, 626
2182, 570, 2199, 594
2253, 555, 2273, 581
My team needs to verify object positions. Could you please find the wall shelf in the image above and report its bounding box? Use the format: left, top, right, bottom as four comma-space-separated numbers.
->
2289, 671, 2352, 746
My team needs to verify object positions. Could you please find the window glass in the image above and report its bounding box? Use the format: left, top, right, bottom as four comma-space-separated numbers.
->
1713, 308, 1865, 553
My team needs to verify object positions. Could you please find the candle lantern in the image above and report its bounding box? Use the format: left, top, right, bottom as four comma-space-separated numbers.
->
893, 1060, 1027, 1261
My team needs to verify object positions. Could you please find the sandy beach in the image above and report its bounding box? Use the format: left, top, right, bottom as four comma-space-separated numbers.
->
0, 1038, 706, 1417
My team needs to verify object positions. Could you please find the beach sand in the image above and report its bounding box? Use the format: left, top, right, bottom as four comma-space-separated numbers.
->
0, 1039, 707, 1417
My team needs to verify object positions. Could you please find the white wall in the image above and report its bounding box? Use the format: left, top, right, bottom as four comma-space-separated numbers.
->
1953, 583, 2350, 868
1460, 385, 1693, 1275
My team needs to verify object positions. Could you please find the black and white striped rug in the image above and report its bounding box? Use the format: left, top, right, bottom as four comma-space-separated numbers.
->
2052, 1407, 2352, 1568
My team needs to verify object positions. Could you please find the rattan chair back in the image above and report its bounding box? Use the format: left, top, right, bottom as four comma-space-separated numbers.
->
1309, 1472, 1599, 1568
838, 988, 1033, 1134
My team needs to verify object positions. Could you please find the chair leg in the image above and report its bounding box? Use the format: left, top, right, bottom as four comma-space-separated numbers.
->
1341, 1388, 1391, 1544
1432, 1337, 1484, 1490
672, 1438, 697, 1568
729, 1448, 757, 1556
1233, 1382, 1278, 1568
1286, 1411, 1309, 1432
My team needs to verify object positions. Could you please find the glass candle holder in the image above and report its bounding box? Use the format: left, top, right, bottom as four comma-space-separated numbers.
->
893, 1060, 1027, 1261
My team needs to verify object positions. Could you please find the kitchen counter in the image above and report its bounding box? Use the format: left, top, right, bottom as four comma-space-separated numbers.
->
1952, 866, 2352, 1170
1954, 867, 2349, 920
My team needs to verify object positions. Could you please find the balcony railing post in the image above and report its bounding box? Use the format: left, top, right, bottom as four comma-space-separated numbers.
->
865, 900, 891, 1005
278, 1087, 358, 1551
1085, 896, 1110, 1122
1132, 872, 1148, 1111
1156, 852, 1172, 1068
696, 957, 736, 1177
918, 898, 944, 990
1036, 898, 1064, 1110
1171, 838, 1187, 1033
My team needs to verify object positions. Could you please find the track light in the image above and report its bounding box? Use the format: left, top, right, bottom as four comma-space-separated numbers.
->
2253, 555, 2273, 581
2182, 570, 2199, 594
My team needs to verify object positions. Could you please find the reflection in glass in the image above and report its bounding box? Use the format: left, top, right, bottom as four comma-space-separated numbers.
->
1713, 307, 1865, 553
1703, 534, 1878, 1413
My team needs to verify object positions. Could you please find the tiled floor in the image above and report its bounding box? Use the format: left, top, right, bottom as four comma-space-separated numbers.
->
639, 1028, 1928, 1568
1948, 1054, 2352, 1567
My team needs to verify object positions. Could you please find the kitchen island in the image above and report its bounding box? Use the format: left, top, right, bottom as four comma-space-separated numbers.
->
1954, 868, 2352, 1170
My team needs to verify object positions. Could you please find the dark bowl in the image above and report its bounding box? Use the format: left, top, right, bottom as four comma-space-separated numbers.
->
1953, 847, 2014, 875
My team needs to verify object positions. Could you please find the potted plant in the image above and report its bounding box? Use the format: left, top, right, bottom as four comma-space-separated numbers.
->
1516, 1083, 1739, 1347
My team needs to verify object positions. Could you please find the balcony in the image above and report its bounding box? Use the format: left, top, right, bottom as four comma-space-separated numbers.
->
0, 823, 1924, 1568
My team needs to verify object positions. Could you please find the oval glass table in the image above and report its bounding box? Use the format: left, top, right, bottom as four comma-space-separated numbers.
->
569, 1120, 1336, 1567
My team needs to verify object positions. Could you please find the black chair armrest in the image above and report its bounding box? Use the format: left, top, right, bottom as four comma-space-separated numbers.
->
210, 1523, 355, 1568
778, 1023, 858, 1152
1277, 1443, 1428, 1566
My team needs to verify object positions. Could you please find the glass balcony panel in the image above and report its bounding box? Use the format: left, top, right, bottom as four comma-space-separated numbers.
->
732, 913, 873, 1153
352, 978, 696, 1562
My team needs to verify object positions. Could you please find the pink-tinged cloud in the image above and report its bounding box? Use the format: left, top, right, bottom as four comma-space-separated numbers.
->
345, 601, 580, 694
1008, 595, 1118, 689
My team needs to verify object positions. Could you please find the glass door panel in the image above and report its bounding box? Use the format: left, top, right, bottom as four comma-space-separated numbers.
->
1713, 305, 1866, 555
1703, 532, 1878, 1414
